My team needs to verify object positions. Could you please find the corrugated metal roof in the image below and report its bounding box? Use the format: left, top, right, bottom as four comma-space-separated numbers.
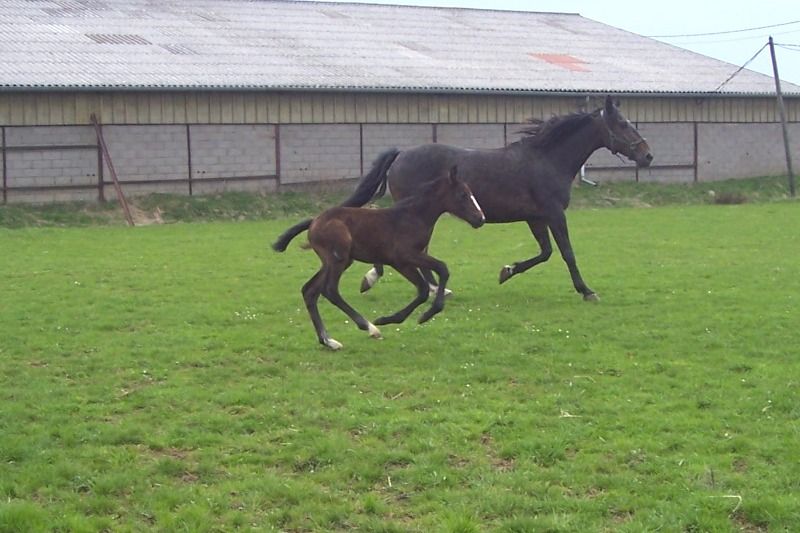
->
0, 0, 797, 95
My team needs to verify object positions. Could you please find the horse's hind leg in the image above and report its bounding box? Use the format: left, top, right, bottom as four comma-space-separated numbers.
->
374, 264, 429, 325
302, 269, 342, 350
499, 219, 552, 284
360, 263, 384, 293
324, 261, 382, 339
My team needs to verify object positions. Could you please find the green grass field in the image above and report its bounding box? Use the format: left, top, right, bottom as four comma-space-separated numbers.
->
1, 196, 799, 531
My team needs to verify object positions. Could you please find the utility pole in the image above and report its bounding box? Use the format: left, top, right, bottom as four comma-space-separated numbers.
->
768, 36, 795, 197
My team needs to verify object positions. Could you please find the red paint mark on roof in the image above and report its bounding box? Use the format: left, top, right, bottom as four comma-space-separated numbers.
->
530, 53, 590, 72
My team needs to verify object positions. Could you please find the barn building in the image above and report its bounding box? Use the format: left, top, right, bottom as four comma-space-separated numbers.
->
1, 0, 799, 203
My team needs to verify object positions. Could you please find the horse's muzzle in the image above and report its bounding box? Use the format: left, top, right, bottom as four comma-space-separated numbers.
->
637, 151, 654, 168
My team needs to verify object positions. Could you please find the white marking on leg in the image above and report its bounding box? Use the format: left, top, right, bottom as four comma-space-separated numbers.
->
367, 322, 382, 339
470, 193, 485, 222
323, 337, 343, 350
364, 267, 380, 289
429, 284, 453, 297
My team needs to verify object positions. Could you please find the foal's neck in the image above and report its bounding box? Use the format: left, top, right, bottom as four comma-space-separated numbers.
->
394, 194, 446, 228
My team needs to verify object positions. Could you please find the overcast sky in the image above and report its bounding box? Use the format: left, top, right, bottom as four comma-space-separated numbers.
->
300, 0, 800, 87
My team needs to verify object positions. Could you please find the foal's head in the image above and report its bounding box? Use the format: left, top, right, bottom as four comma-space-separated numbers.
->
600, 95, 653, 168
436, 166, 485, 228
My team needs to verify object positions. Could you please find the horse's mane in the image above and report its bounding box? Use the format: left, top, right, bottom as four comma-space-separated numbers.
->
514, 110, 599, 148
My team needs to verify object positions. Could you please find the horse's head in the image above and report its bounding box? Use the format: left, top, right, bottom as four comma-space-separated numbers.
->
440, 166, 485, 228
600, 95, 653, 168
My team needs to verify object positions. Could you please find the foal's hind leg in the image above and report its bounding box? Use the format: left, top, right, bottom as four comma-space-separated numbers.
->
374, 264, 429, 325
323, 260, 382, 339
302, 269, 342, 350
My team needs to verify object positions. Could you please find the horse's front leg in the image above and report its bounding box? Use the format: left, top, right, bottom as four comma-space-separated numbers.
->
359, 263, 384, 293
499, 219, 552, 284
546, 210, 597, 301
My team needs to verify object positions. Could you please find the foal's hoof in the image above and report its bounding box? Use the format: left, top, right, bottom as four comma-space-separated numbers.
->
359, 278, 372, 293
322, 338, 343, 350
367, 323, 383, 339
499, 265, 514, 284
583, 293, 600, 302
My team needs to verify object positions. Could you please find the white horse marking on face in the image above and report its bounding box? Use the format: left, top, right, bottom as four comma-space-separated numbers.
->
470, 194, 485, 221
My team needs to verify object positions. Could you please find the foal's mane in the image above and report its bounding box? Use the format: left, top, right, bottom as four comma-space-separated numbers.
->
515, 110, 599, 148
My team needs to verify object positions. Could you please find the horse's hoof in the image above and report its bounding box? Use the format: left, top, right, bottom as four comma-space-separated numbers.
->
498, 265, 514, 284
428, 285, 454, 298
323, 338, 343, 350
583, 293, 600, 302
367, 323, 383, 339
359, 278, 372, 293
360, 268, 380, 293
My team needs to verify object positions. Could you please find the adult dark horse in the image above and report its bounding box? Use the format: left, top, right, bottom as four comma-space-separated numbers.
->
345, 96, 653, 301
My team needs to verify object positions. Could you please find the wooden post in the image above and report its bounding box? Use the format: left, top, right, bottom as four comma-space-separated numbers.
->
91, 114, 135, 226
768, 36, 795, 197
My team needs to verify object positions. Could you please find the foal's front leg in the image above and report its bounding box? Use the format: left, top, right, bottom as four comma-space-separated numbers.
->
360, 263, 384, 293
415, 255, 450, 323
373, 264, 429, 325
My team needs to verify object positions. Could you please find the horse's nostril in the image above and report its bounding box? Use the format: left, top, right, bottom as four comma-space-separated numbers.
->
646, 153, 654, 161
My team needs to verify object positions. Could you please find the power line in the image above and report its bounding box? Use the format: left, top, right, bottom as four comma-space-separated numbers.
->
648, 20, 800, 39
714, 41, 769, 92
659, 28, 800, 46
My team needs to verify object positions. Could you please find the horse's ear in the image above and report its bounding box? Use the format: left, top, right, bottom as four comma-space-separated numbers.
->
449, 165, 459, 183
604, 94, 615, 115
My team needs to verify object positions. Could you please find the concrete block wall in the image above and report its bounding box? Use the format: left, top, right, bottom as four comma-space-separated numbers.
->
697, 123, 800, 181
2, 120, 797, 203
101, 125, 189, 194
190, 125, 276, 180
437, 124, 506, 149
279, 124, 361, 183
4, 126, 99, 202
362, 124, 432, 174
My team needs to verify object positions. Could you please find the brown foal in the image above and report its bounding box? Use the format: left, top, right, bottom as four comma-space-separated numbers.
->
273, 166, 485, 350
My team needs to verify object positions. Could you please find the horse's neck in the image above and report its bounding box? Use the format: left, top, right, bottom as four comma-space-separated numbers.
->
545, 121, 605, 179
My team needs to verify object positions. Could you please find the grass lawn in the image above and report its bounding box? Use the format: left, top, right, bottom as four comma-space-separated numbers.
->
1, 197, 799, 531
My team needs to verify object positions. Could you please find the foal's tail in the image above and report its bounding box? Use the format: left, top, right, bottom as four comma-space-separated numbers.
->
272, 148, 399, 252
340, 148, 400, 207
272, 218, 312, 252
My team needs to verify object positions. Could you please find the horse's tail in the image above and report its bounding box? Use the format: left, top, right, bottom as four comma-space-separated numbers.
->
272, 218, 313, 252
340, 148, 400, 207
